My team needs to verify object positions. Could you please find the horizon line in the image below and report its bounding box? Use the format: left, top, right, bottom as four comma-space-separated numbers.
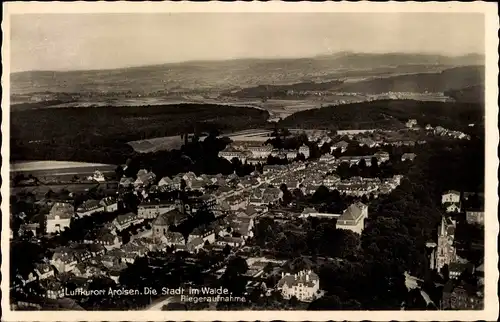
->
10, 51, 485, 75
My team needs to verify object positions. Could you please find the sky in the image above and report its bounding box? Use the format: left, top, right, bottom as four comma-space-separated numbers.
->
10, 12, 485, 73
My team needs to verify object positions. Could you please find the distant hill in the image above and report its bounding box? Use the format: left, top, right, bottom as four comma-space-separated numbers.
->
279, 100, 484, 134
334, 66, 484, 94
10, 52, 485, 95
444, 84, 485, 104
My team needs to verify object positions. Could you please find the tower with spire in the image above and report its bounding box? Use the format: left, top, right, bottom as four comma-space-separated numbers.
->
435, 215, 457, 272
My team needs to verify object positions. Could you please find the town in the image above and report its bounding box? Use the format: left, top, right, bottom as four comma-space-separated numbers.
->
9, 118, 484, 311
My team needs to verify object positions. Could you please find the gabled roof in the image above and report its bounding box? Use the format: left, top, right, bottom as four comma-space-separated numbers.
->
153, 209, 188, 227
48, 202, 74, 219
77, 199, 102, 212
338, 202, 367, 221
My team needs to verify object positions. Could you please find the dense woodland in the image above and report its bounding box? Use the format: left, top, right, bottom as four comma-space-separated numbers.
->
280, 99, 484, 135
335, 66, 484, 94
10, 104, 270, 164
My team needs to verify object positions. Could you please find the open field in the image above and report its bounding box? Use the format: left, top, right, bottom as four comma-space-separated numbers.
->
127, 128, 273, 153
10, 161, 115, 172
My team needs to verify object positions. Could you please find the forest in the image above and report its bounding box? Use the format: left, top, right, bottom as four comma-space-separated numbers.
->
279, 99, 484, 135
10, 104, 270, 164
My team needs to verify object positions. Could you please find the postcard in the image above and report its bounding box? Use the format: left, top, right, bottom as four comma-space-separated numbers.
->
1, 1, 498, 321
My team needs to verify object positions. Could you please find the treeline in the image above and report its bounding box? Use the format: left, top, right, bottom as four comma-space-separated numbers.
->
279, 100, 484, 135
10, 104, 270, 164
229, 80, 344, 99
336, 66, 484, 94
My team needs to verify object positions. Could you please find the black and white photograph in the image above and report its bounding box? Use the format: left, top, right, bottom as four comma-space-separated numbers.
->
1, 2, 498, 321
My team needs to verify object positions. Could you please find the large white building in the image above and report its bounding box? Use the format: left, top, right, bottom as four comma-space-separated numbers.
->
442, 190, 461, 204
277, 270, 321, 302
299, 145, 310, 158
46, 202, 74, 234
335, 202, 368, 235
248, 145, 274, 158
138, 201, 176, 219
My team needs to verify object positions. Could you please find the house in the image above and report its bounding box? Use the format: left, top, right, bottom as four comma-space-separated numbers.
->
119, 177, 135, 188
319, 154, 335, 163
441, 190, 461, 205
373, 151, 390, 163
18, 272, 37, 286
19, 223, 40, 237
445, 203, 461, 213
100, 197, 118, 212
46, 202, 74, 234
335, 202, 368, 235
134, 169, 156, 188
298, 145, 310, 158
216, 236, 245, 248
112, 212, 143, 231
74, 262, 104, 278
188, 194, 217, 214
51, 247, 78, 273
76, 199, 105, 217
401, 153, 417, 162
277, 270, 321, 302
435, 216, 457, 271
358, 137, 377, 148
152, 209, 189, 240
441, 280, 483, 310
88, 243, 106, 257
188, 225, 216, 244
449, 262, 474, 279
406, 119, 418, 128
96, 229, 123, 250
138, 200, 176, 219
186, 237, 205, 253
331, 141, 349, 153
33, 263, 55, 281
323, 174, 341, 188
466, 210, 485, 225
225, 194, 249, 211
40, 277, 65, 299
160, 231, 185, 247
338, 155, 372, 167
158, 176, 175, 191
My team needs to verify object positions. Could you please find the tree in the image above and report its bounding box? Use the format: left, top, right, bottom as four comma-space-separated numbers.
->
312, 185, 330, 203
308, 295, 343, 310
226, 256, 249, 276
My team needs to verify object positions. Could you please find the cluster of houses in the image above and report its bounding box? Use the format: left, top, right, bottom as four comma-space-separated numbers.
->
421, 189, 485, 309
441, 190, 485, 225
42, 196, 119, 234
320, 174, 403, 197
426, 124, 471, 140
218, 143, 310, 164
